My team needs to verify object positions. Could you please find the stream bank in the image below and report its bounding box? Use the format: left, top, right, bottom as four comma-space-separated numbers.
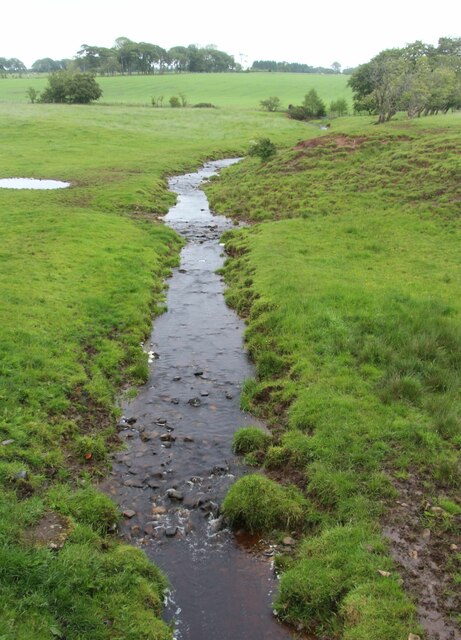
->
103, 160, 294, 640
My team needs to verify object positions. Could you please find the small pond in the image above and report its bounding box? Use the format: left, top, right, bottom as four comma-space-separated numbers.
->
0, 178, 70, 189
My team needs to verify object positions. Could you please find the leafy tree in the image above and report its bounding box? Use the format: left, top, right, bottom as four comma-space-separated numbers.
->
40, 71, 102, 104
329, 98, 349, 116
31, 57, 66, 73
303, 89, 326, 117
260, 96, 281, 112
331, 61, 342, 73
349, 49, 407, 122
248, 138, 277, 162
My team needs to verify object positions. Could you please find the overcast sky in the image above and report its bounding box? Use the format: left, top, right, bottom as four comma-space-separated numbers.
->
2, 0, 459, 69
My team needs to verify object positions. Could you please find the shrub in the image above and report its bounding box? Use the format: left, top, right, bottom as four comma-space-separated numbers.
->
193, 102, 216, 108
40, 71, 102, 104
248, 137, 277, 162
330, 98, 349, 116
233, 426, 271, 454
260, 96, 281, 112
169, 96, 181, 108
222, 474, 307, 533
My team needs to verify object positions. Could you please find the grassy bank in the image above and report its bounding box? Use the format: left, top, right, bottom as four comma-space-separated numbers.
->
207, 114, 461, 638
0, 72, 351, 109
0, 102, 305, 638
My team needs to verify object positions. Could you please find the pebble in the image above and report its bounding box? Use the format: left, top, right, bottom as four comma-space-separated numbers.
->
126, 417, 137, 425
377, 570, 391, 577
1, 439, 15, 446
160, 433, 176, 442
408, 634, 421, 640
123, 509, 136, 519
282, 536, 296, 546
194, 370, 204, 377
422, 528, 431, 541
450, 544, 458, 551
152, 506, 167, 515
165, 526, 178, 537
183, 436, 194, 442
188, 397, 201, 407
167, 489, 184, 501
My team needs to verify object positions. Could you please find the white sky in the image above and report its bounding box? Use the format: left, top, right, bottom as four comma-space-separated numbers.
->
2, 0, 460, 69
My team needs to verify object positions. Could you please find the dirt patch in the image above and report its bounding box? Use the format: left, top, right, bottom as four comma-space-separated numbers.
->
23, 512, 72, 549
383, 476, 461, 640
294, 135, 369, 151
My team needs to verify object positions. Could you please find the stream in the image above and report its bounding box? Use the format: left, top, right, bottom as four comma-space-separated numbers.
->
103, 160, 294, 640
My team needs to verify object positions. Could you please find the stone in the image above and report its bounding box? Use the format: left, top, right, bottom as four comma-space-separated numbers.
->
377, 570, 391, 577
408, 634, 421, 640
183, 494, 199, 508
282, 536, 296, 547
147, 480, 160, 489
188, 397, 201, 407
225, 392, 233, 400
156, 418, 168, 426
422, 528, 431, 541
183, 436, 194, 442
144, 523, 156, 536
173, 376, 182, 381
160, 433, 176, 442
200, 391, 209, 397
123, 509, 136, 519
430, 506, 445, 515
171, 398, 180, 404
1, 439, 14, 446
126, 417, 137, 425
167, 489, 184, 501
15, 470, 29, 480
152, 506, 167, 515
194, 370, 204, 377
123, 478, 145, 488
450, 544, 459, 551
165, 526, 178, 537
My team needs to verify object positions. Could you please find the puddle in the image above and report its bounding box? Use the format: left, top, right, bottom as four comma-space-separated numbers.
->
102, 160, 294, 640
0, 178, 70, 189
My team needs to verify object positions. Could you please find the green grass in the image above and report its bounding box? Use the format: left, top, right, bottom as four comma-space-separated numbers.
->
0, 99, 309, 637
209, 113, 461, 638
0, 72, 351, 109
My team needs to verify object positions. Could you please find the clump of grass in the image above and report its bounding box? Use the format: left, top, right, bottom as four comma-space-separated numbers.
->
276, 524, 418, 638
222, 474, 308, 533
232, 426, 271, 454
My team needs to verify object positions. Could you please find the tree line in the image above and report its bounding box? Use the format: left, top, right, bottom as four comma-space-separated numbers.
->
349, 37, 461, 122
251, 60, 354, 74
2, 39, 240, 76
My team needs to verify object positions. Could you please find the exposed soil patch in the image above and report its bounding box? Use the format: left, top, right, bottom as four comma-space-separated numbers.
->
23, 512, 72, 549
294, 135, 369, 151
383, 476, 461, 640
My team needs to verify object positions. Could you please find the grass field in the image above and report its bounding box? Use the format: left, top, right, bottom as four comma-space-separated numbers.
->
206, 113, 461, 639
1, 73, 460, 639
0, 101, 307, 639
0, 72, 351, 109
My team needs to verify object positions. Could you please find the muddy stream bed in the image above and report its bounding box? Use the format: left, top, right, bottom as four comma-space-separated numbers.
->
103, 160, 294, 640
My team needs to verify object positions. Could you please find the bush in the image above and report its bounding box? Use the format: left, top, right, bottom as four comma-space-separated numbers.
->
169, 96, 181, 108
40, 71, 102, 104
330, 98, 349, 116
193, 102, 216, 108
222, 474, 307, 533
233, 426, 271, 454
260, 96, 281, 112
248, 138, 277, 162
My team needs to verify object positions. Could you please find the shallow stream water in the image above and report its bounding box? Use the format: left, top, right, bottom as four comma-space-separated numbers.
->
103, 160, 294, 640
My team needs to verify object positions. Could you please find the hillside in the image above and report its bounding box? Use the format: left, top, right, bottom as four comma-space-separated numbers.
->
0, 72, 351, 108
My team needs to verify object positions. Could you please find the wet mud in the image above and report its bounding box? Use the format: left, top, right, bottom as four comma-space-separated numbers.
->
103, 161, 293, 640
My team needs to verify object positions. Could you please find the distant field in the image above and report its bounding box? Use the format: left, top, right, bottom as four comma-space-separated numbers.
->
0, 72, 351, 109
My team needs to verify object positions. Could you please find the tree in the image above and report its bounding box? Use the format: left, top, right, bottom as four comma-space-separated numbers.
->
260, 96, 281, 112
329, 98, 349, 116
40, 71, 102, 104
349, 49, 407, 122
303, 89, 326, 117
331, 61, 342, 73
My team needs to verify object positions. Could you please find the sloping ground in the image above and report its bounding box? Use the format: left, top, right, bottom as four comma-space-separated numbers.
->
206, 114, 461, 639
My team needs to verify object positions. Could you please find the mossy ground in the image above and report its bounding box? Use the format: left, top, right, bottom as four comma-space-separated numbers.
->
208, 113, 461, 639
